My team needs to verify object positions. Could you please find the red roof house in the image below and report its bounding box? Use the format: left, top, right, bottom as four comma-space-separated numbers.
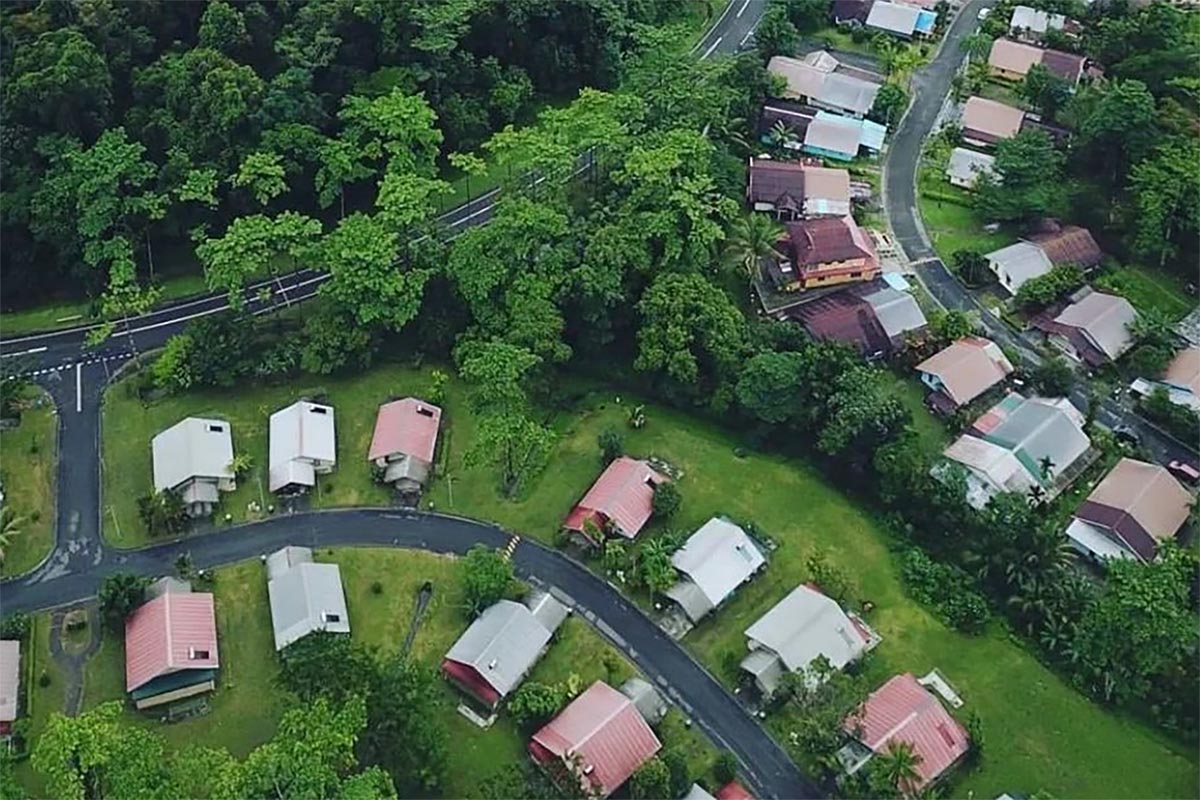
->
564, 457, 667, 543
771, 216, 879, 292
368, 398, 442, 490
844, 673, 970, 791
529, 681, 662, 798
125, 592, 219, 693
715, 780, 754, 800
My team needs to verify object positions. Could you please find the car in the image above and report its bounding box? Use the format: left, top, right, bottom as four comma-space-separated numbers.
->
1113, 424, 1140, 445
1167, 460, 1200, 486
978, 7, 991, 18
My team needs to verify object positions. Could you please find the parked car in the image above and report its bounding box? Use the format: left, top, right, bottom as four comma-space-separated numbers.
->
1167, 460, 1200, 486
1113, 425, 1140, 445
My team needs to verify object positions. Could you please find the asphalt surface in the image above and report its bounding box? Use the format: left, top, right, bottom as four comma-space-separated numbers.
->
0, 4, 826, 798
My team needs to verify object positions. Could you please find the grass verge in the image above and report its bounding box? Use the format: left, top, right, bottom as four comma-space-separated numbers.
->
1094, 265, 1195, 322
1, 389, 57, 577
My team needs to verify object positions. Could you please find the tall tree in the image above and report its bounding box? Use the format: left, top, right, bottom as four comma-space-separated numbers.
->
725, 214, 786, 279
975, 130, 1067, 221
1020, 64, 1072, 122
1127, 138, 1200, 269
318, 213, 429, 330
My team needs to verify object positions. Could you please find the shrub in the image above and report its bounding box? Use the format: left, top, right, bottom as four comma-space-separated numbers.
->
1014, 264, 1084, 310
900, 548, 991, 634
38, 672, 50, 688
0, 612, 30, 640
597, 429, 623, 465
713, 751, 739, 785
651, 481, 681, 519
508, 681, 566, 730
371, 580, 383, 595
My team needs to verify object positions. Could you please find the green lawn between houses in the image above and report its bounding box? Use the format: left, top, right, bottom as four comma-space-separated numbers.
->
19, 548, 720, 798
1094, 265, 1195, 322
917, 144, 1018, 264
0, 388, 58, 577
95, 361, 1199, 798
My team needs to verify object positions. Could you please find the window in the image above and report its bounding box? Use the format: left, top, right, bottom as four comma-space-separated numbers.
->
850, 271, 862, 278
189, 648, 210, 660
416, 407, 434, 418
322, 612, 341, 623
309, 406, 328, 415
208, 424, 224, 433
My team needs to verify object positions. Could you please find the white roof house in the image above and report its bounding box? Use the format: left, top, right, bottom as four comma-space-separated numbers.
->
1009, 5, 1066, 38
150, 417, 236, 516
986, 241, 1054, 294
266, 546, 350, 650
0, 640, 18, 724
665, 518, 766, 624
945, 148, 996, 189
739, 585, 875, 696
269, 401, 336, 493
863, 287, 928, 340
865, 1, 922, 36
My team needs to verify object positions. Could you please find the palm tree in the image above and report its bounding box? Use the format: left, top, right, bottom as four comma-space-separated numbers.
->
765, 120, 798, 155
725, 213, 787, 280
1038, 456, 1056, 482
877, 740, 924, 797
0, 505, 24, 567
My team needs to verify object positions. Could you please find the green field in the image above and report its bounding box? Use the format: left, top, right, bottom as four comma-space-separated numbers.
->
1094, 265, 1195, 322
23, 548, 718, 797
0, 389, 57, 576
917, 145, 1017, 263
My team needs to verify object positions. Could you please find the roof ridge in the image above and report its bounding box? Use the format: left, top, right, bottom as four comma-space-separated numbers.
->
574, 688, 634, 751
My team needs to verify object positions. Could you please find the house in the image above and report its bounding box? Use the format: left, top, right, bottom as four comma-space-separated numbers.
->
0, 640, 18, 736
620, 677, 669, 725
1130, 347, 1200, 413
739, 585, 878, 697
942, 393, 1090, 508
802, 112, 887, 161
150, 417, 236, 517
1009, 5, 1066, 42
865, 1, 925, 38
959, 97, 1025, 148
759, 100, 818, 147
442, 592, 567, 710
563, 457, 668, 545
268, 400, 336, 493
665, 518, 766, 624
916, 337, 1015, 412
715, 781, 754, 800
767, 54, 881, 119
125, 579, 219, 710
833, 0, 874, 24
988, 38, 1086, 84
529, 681, 662, 798
265, 546, 350, 651
774, 216, 880, 292
1033, 289, 1137, 366
368, 397, 442, 492
1066, 458, 1193, 563
986, 225, 1102, 294
839, 673, 970, 791
747, 158, 852, 219
792, 281, 926, 358
684, 786, 718, 800
945, 147, 996, 189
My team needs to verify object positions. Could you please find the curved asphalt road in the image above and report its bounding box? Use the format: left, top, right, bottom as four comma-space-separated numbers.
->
0, 4, 825, 797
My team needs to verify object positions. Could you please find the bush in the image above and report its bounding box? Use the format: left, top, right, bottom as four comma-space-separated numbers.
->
1014, 264, 1084, 310
597, 429, 623, 465
137, 490, 189, 537
900, 548, 991, 634
713, 751, 739, 785
1031, 356, 1075, 397
38, 672, 50, 688
507, 681, 566, 730
1142, 388, 1200, 444
0, 613, 30, 640
371, 580, 383, 595
650, 481, 681, 519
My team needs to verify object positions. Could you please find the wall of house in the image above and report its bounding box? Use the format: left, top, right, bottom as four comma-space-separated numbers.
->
798, 256, 878, 290
989, 65, 1027, 81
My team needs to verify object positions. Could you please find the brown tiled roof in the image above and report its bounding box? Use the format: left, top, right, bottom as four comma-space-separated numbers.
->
786, 216, 875, 267
1039, 49, 1086, 83
833, 0, 873, 22
1029, 225, 1103, 268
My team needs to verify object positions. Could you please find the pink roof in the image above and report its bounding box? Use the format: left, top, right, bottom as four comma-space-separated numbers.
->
845, 673, 970, 791
530, 681, 662, 797
125, 593, 219, 692
564, 457, 667, 539
368, 398, 442, 463
716, 781, 754, 800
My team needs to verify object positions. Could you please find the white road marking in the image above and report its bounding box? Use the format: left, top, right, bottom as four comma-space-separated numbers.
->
75, 363, 82, 413
736, 0, 752, 17
0, 346, 47, 358
740, 22, 759, 47
703, 36, 723, 59
693, 0, 736, 54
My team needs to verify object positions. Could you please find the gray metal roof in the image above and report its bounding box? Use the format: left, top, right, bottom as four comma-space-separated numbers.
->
443, 600, 553, 699
864, 287, 928, 339
665, 581, 714, 623
269, 401, 336, 492
669, 518, 765, 622
866, 1, 920, 34
523, 590, 569, 634
744, 585, 867, 675
684, 785, 718, 800
146, 576, 192, 600
985, 397, 1090, 481
986, 241, 1053, 293
267, 559, 351, 651
739, 648, 786, 695
151, 417, 235, 493
621, 677, 668, 724
945, 148, 995, 186
266, 545, 313, 581
0, 640, 17, 723
820, 72, 881, 116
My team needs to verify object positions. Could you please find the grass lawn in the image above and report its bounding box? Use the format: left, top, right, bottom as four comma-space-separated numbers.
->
30, 548, 717, 797
12, 614, 67, 796
1094, 265, 1195, 322
1, 388, 57, 576
917, 161, 1017, 262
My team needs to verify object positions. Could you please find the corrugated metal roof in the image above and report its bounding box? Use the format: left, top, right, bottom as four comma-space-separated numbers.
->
125, 592, 218, 692
267, 559, 351, 651
1164, 347, 1200, 397
945, 148, 995, 186
530, 681, 662, 798
744, 585, 868, 674
684, 785, 718, 800
1077, 458, 1191, 558
961, 97, 1025, 143
1010, 5, 1065, 34
151, 417, 235, 493
266, 545, 313, 581
668, 518, 765, 621
845, 673, 970, 791
982, 396, 1090, 483
863, 287, 927, 339
444, 600, 553, 699
988, 38, 1042, 76
524, 590, 569, 634
916, 337, 1013, 406
1053, 291, 1136, 361
866, 0, 921, 34
564, 457, 667, 539
368, 398, 442, 464
985, 241, 1053, 293
269, 401, 336, 492
0, 640, 18, 722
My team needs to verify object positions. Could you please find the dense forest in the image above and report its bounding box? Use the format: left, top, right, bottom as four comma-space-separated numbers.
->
0, 0, 702, 312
